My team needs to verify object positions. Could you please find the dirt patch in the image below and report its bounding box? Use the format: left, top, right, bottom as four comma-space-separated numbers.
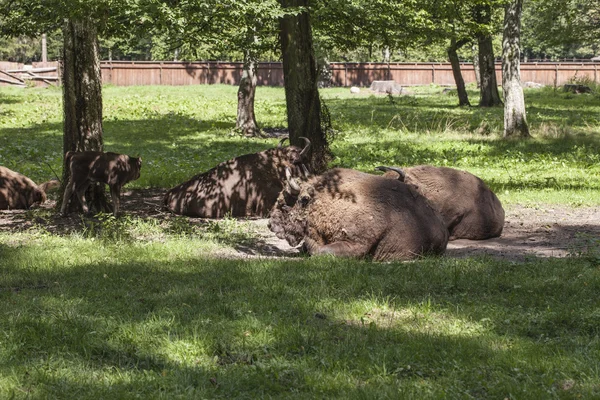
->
1, 189, 598, 262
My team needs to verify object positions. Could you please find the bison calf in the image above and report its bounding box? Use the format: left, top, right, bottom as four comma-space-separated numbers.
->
269, 168, 448, 261
376, 165, 505, 240
0, 166, 57, 210
60, 151, 142, 217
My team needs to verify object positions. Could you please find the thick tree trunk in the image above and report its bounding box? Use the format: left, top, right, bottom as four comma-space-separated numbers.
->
60, 18, 109, 214
478, 35, 502, 107
474, 4, 502, 107
502, 0, 530, 138
472, 44, 481, 88
447, 38, 471, 107
279, 0, 331, 173
236, 50, 259, 137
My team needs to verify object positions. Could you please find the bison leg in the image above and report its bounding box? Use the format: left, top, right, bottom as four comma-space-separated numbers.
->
75, 183, 91, 214
109, 185, 121, 217
60, 180, 75, 216
304, 237, 372, 259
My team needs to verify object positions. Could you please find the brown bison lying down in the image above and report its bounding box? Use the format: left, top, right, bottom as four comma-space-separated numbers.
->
376, 165, 505, 240
61, 151, 142, 217
0, 166, 58, 210
268, 168, 448, 261
164, 137, 311, 218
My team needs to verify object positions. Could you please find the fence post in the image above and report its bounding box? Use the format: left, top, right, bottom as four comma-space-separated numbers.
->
554, 64, 559, 88
344, 63, 347, 87
431, 64, 435, 84
159, 62, 163, 85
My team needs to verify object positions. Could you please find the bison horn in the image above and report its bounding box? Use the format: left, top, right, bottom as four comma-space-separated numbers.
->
375, 165, 406, 181
298, 137, 311, 159
277, 136, 289, 148
285, 167, 301, 194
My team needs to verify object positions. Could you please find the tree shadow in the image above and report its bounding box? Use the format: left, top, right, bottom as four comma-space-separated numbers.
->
0, 249, 598, 397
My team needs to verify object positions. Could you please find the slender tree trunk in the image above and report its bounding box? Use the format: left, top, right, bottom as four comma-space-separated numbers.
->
236, 49, 259, 137
60, 18, 109, 214
41, 33, 47, 63
472, 44, 481, 88
279, 0, 331, 172
474, 4, 502, 107
502, 0, 530, 138
447, 38, 471, 106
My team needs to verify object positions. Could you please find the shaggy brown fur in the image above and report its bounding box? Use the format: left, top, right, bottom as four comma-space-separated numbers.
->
163, 138, 310, 218
269, 168, 448, 261
60, 151, 142, 217
0, 166, 56, 210
377, 165, 505, 240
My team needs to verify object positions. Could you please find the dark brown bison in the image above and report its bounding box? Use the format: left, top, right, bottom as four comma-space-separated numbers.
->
0, 166, 58, 210
60, 151, 142, 217
163, 137, 311, 218
376, 165, 504, 240
268, 168, 449, 261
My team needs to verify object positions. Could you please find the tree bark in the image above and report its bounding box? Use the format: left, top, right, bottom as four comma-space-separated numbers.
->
447, 38, 471, 106
502, 0, 530, 138
472, 44, 481, 88
236, 49, 259, 137
60, 18, 109, 214
474, 4, 502, 107
279, 0, 331, 173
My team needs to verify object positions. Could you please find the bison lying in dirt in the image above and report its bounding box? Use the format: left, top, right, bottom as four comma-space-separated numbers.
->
376, 165, 504, 240
0, 166, 58, 210
268, 168, 448, 261
164, 137, 311, 218
61, 151, 142, 217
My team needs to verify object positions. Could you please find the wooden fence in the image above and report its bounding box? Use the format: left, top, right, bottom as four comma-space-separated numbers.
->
1, 60, 598, 88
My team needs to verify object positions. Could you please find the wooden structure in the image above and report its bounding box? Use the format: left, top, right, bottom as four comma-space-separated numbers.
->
1, 60, 598, 88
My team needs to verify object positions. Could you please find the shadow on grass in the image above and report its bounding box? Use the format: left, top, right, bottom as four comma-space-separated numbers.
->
1, 248, 598, 397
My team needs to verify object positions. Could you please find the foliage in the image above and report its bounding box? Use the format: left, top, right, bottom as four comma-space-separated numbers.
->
0, 31, 62, 63
522, 0, 600, 59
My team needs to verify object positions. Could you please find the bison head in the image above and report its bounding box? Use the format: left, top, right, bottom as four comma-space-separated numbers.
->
268, 167, 314, 247
277, 136, 311, 166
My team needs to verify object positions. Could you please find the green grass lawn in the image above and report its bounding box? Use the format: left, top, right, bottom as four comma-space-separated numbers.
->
1, 84, 600, 398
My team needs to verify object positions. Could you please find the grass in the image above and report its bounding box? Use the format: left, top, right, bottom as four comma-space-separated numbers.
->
1, 83, 600, 398
1, 233, 600, 398
1, 83, 599, 205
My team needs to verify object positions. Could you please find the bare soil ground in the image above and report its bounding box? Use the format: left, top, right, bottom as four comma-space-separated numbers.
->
1, 189, 599, 262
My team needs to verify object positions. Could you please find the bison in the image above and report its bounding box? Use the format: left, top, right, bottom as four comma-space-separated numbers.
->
268, 168, 449, 261
60, 151, 142, 217
0, 166, 58, 210
163, 137, 311, 218
376, 165, 505, 240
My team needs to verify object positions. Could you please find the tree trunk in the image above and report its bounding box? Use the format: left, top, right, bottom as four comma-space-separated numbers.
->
478, 35, 502, 107
502, 0, 530, 138
60, 18, 109, 214
279, 0, 331, 172
474, 4, 502, 107
236, 49, 259, 137
447, 38, 471, 106
472, 44, 481, 88
41, 34, 47, 63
